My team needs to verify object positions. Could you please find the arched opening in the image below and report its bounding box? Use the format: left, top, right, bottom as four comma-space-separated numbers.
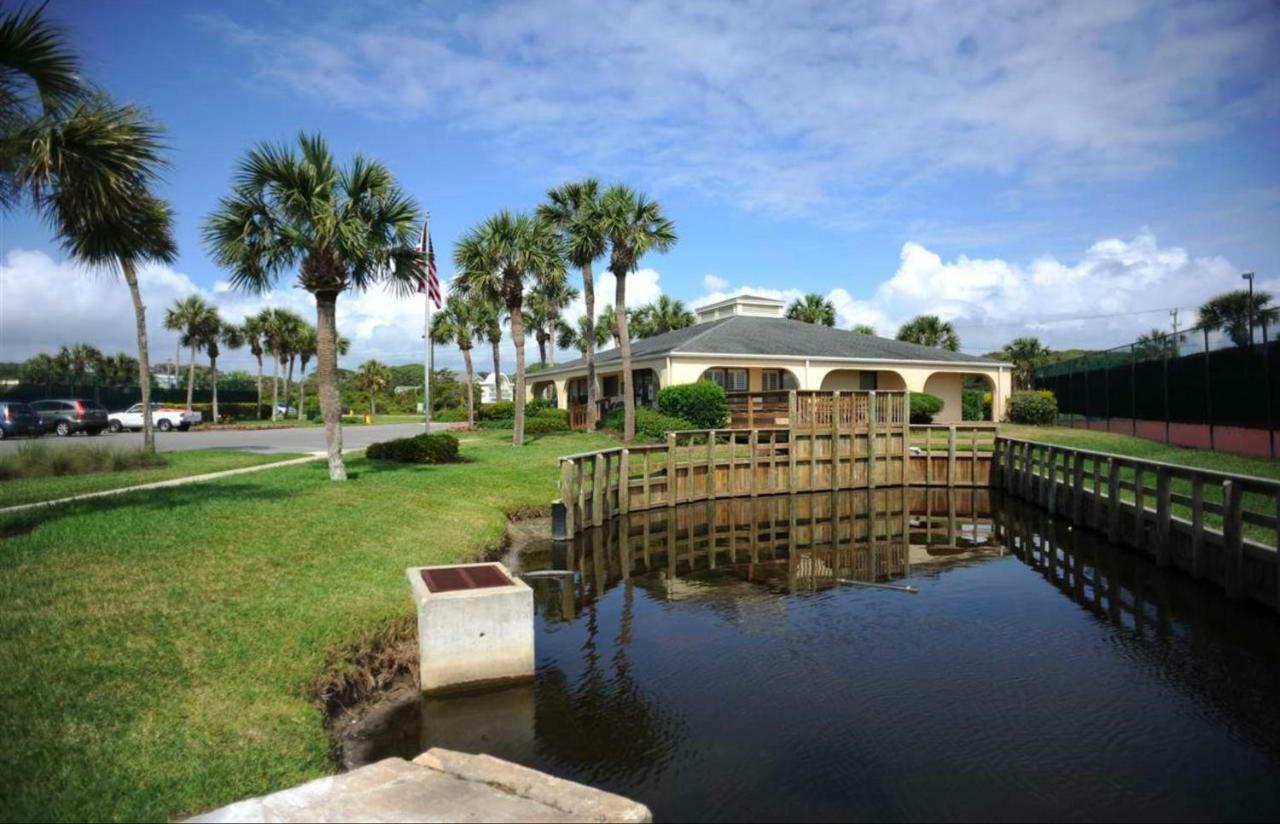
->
921, 372, 995, 422
819, 369, 906, 392
530, 380, 557, 406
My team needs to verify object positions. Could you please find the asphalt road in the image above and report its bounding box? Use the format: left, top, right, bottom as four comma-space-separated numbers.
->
0, 422, 455, 455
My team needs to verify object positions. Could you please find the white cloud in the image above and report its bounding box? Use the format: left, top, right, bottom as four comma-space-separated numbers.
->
693, 230, 1278, 352
206, 0, 1280, 218
703, 274, 728, 292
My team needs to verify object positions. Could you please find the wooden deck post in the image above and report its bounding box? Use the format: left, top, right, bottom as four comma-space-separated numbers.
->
706, 430, 717, 499
592, 454, 605, 527
619, 449, 631, 516
1190, 476, 1205, 579
1132, 467, 1146, 551
1154, 467, 1171, 567
831, 391, 842, 491
1222, 479, 1245, 600
946, 425, 957, 489
867, 390, 878, 491
561, 459, 576, 536
1107, 458, 1121, 545
1071, 452, 1086, 524
749, 429, 759, 497
666, 433, 677, 506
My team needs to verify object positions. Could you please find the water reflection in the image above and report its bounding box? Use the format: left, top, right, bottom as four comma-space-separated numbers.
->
348, 489, 1280, 822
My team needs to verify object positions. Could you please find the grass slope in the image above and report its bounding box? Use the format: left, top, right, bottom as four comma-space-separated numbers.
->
0, 450, 306, 509
0, 430, 612, 822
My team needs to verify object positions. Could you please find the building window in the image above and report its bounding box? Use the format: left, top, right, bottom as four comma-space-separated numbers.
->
602, 375, 620, 397
761, 369, 797, 391
859, 371, 878, 391
703, 368, 747, 392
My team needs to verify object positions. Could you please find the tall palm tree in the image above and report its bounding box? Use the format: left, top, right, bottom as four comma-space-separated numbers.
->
241, 313, 267, 419
556, 313, 610, 356
431, 293, 479, 427
633, 295, 694, 338
257, 308, 305, 421
204, 132, 423, 480
276, 312, 307, 420
57, 343, 102, 396
472, 298, 504, 400
294, 324, 317, 420
786, 293, 836, 326
98, 351, 138, 388
522, 292, 554, 367
1198, 288, 1274, 348
20, 352, 62, 394
354, 360, 391, 417
164, 295, 216, 410
597, 304, 622, 347
598, 185, 677, 441
203, 317, 245, 422
539, 179, 606, 427
6, 7, 175, 452
1001, 336, 1051, 390
896, 314, 961, 352
527, 276, 579, 366
454, 210, 562, 445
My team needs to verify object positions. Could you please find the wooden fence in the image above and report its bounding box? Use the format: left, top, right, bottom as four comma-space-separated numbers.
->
994, 437, 1280, 610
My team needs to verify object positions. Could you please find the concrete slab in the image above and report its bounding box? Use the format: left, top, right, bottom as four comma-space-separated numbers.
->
186, 749, 651, 823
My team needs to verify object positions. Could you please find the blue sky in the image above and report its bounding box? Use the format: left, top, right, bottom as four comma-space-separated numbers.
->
3, 0, 1279, 371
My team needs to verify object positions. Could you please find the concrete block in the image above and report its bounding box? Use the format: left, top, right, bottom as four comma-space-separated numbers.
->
406, 563, 534, 694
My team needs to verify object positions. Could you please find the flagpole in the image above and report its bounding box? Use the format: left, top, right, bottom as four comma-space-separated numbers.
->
423, 211, 433, 433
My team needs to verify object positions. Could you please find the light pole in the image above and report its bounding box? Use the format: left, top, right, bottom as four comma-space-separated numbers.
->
1242, 271, 1256, 348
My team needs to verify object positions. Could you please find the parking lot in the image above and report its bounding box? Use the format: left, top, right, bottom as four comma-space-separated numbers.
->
0, 422, 454, 455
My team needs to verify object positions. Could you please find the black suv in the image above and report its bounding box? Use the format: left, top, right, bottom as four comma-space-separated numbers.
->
0, 401, 44, 439
30, 399, 109, 436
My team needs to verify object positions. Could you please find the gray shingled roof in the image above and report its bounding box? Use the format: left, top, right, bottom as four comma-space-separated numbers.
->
536, 316, 1003, 376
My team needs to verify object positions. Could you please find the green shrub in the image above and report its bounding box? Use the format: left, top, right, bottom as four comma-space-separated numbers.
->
961, 389, 985, 421
432, 406, 468, 423
478, 402, 515, 421
657, 381, 728, 429
1007, 390, 1057, 425
599, 406, 694, 440
909, 392, 944, 424
523, 415, 570, 434
526, 398, 554, 415
365, 432, 461, 464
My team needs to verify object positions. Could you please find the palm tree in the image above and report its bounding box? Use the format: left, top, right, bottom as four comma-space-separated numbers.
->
1001, 336, 1051, 390
1198, 288, 1274, 348
522, 292, 554, 367
786, 293, 836, 326
472, 298, 504, 401
598, 185, 677, 441
241, 313, 267, 419
257, 308, 304, 421
896, 314, 961, 352
276, 312, 307, 420
164, 295, 216, 410
556, 313, 610, 356
540, 179, 606, 427
98, 351, 138, 388
851, 324, 876, 335
527, 276, 579, 366
6, 7, 174, 452
294, 324, 317, 420
20, 352, 62, 394
453, 210, 562, 445
204, 132, 423, 480
632, 295, 694, 338
202, 317, 244, 422
56, 343, 102, 396
354, 360, 391, 417
597, 304, 622, 347
431, 293, 479, 427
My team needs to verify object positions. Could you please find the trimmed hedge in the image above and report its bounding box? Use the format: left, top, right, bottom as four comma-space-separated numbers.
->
523, 415, 570, 434
1007, 390, 1057, 425
432, 406, 468, 423
599, 406, 695, 440
909, 392, 944, 424
657, 381, 728, 429
478, 402, 515, 421
365, 432, 461, 464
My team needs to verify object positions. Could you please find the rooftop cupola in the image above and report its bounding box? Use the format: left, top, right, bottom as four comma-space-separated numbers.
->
694, 294, 786, 324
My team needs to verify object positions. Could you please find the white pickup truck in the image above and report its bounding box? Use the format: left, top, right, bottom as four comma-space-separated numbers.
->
108, 403, 202, 433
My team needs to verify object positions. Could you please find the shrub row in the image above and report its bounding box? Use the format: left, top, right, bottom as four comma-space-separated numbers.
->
657, 381, 727, 429
365, 432, 461, 464
599, 406, 695, 440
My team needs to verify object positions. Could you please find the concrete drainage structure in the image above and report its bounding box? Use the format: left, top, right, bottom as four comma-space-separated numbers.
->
406, 562, 534, 695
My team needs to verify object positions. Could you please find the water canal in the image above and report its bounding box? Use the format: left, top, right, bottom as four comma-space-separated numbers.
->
350, 488, 1280, 821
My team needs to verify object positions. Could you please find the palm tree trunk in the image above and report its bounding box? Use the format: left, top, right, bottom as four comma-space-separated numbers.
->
284, 356, 294, 418
507, 299, 527, 446
271, 354, 280, 421
297, 362, 307, 421
175, 341, 181, 390
123, 259, 155, 453
537, 332, 547, 366
583, 261, 599, 429
254, 354, 263, 419
462, 346, 475, 428
186, 344, 197, 410
547, 312, 557, 367
315, 290, 346, 480
491, 340, 501, 402
210, 353, 219, 422
615, 271, 634, 441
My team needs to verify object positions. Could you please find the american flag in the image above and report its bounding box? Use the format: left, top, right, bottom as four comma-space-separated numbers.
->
418, 219, 441, 309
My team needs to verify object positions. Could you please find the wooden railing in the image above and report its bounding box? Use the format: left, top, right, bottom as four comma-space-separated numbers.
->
555, 422, 998, 538
721, 389, 910, 431
994, 437, 1280, 610
568, 403, 589, 431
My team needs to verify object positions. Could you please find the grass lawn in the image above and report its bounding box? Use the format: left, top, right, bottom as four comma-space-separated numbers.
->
0, 450, 306, 509
0, 429, 612, 822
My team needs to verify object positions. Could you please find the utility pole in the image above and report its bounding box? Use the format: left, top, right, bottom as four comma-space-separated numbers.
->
1169, 308, 1179, 337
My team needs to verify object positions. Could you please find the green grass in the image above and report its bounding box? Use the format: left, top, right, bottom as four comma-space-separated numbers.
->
999, 424, 1280, 481
0, 429, 612, 822
0, 450, 305, 509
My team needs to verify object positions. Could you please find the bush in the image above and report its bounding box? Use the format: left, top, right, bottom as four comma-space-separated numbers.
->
0, 441, 165, 481
909, 392, 944, 424
526, 398, 555, 415
961, 389, 985, 422
478, 402, 515, 421
657, 381, 728, 429
523, 415, 570, 434
599, 406, 695, 440
432, 406, 468, 423
1007, 390, 1057, 425
365, 432, 461, 464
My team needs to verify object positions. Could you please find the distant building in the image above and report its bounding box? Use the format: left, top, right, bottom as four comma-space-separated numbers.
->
479, 372, 514, 404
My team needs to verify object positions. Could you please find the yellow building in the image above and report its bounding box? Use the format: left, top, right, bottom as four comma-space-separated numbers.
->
529, 296, 1012, 426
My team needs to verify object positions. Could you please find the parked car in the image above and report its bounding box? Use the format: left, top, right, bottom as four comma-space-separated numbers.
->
0, 401, 44, 439
108, 403, 202, 433
29, 399, 109, 436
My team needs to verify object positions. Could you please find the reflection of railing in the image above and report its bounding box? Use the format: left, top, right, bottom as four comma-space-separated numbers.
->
995, 437, 1280, 611
555, 423, 998, 537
